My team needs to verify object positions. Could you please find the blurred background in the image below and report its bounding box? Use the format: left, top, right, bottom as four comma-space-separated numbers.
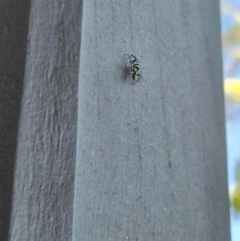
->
221, 0, 240, 240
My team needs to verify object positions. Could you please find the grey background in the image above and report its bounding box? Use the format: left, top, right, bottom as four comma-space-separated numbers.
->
0, 0, 230, 240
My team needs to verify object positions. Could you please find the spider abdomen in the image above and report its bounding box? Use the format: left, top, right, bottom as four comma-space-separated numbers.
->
133, 63, 140, 72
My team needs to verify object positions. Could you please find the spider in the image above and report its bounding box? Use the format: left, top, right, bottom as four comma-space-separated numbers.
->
124, 54, 141, 84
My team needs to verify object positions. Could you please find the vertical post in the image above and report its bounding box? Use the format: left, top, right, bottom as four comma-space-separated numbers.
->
2, 0, 230, 240
8, 1, 83, 240
72, 0, 230, 240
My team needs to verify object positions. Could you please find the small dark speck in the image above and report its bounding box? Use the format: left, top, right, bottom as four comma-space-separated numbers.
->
136, 195, 142, 201
168, 162, 171, 168
134, 127, 138, 132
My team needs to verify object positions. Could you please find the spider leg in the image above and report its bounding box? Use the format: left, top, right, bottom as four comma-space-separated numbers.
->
133, 73, 141, 84
124, 54, 134, 66
129, 55, 138, 64
129, 54, 136, 59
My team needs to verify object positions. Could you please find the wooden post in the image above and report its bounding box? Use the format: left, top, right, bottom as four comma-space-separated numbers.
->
7, 1, 82, 240
0, 0, 230, 240
73, 0, 230, 240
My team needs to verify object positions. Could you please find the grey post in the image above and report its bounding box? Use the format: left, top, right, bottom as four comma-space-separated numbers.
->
72, 0, 230, 241
0, 0, 230, 240
6, 0, 82, 240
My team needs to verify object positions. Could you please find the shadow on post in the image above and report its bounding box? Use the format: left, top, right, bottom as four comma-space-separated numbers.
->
0, 1, 31, 240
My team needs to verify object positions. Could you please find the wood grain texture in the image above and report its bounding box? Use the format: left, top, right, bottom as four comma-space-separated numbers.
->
9, 0, 83, 240
73, 0, 230, 240
0, 1, 30, 240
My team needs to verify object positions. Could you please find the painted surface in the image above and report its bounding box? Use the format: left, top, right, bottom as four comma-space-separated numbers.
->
73, 0, 230, 240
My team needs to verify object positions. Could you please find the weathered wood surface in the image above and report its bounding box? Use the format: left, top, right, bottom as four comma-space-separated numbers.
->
73, 0, 230, 241
8, 0, 82, 240
0, 0, 230, 240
